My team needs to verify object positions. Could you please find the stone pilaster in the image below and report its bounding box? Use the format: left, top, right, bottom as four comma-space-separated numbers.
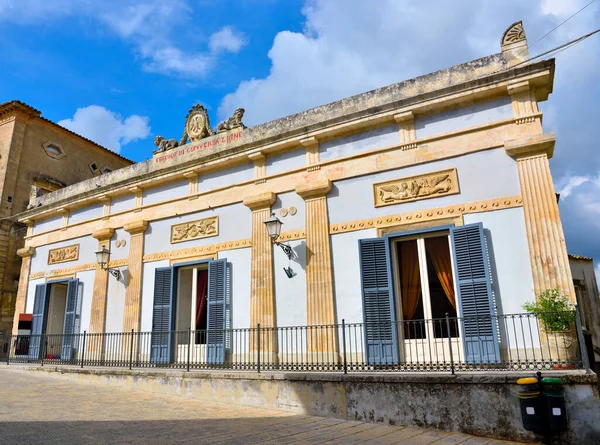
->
122, 221, 148, 333
243, 192, 277, 355
505, 133, 575, 300
89, 228, 115, 337
296, 179, 337, 354
11, 246, 34, 337
301, 137, 320, 171
394, 111, 416, 144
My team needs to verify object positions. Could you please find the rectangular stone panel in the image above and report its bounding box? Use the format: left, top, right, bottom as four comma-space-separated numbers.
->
170, 216, 218, 244
373, 168, 459, 207
48, 244, 80, 265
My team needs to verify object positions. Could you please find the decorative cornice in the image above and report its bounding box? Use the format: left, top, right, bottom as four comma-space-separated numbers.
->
143, 238, 252, 263
330, 195, 523, 235
505, 132, 555, 159
92, 228, 115, 241
30, 258, 128, 280
124, 220, 149, 235
17, 246, 35, 258
243, 192, 276, 210
295, 180, 332, 200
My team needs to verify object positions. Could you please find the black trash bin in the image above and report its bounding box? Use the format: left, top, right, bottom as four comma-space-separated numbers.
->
518, 391, 546, 432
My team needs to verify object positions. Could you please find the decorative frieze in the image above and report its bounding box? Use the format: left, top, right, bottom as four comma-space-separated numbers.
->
48, 244, 79, 265
373, 168, 459, 207
171, 216, 218, 244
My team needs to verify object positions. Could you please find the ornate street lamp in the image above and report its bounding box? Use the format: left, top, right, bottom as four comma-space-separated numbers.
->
263, 212, 293, 260
95, 246, 122, 280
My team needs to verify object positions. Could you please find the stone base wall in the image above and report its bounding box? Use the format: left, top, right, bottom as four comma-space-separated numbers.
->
4, 365, 599, 444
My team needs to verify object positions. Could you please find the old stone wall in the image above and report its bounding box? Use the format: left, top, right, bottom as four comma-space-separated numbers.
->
7, 366, 600, 444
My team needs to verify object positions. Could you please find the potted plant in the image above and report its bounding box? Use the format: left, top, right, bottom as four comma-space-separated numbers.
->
523, 288, 577, 365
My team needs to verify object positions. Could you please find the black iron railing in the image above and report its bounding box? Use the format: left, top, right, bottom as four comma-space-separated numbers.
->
0, 311, 590, 374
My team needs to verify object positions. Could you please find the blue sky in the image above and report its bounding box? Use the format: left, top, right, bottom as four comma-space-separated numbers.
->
1, 0, 599, 285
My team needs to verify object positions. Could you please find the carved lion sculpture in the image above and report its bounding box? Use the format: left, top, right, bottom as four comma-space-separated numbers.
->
216, 108, 247, 133
153, 135, 179, 153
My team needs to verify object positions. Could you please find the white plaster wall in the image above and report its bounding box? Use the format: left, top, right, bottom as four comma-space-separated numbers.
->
464, 208, 534, 315
320, 124, 399, 163
143, 180, 188, 206
109, 228, 130, 261
30, 235, 98, 274
110, 194, 134, 214
140, 260, 170, 333
271, 192, 306, 232
33, 214, 62, 235
75, 270, 95, 334
199, 162, 254, 192
415, 97, 513, 139
332, 229, 377, 329
144, 203, 251, 255
105, 269, 127, 333
69, 203, 103, 225
218, 247, 251, 330
266, 149, 304, 176
274, 239, 307, 328
25, 278, 46, 313
327, 148, 519, 224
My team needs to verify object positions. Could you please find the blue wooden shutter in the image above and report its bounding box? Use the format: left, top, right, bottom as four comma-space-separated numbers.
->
450, 223, 500, 363
150, 268, 174, 364
359, 238, 398, 364
61, 279, 80, 361
29, 284, 48, 360
207, 259, 227, 364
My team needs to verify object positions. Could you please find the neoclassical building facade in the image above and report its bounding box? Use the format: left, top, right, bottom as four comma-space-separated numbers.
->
12, 22, 576, 365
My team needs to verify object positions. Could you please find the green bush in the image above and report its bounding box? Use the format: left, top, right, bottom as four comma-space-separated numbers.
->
523, 288, 575, 332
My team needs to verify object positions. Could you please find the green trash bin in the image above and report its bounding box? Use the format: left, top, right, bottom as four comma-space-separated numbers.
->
541, 377, 567, 433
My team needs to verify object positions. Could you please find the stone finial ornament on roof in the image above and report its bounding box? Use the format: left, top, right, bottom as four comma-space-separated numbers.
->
153, 135, 179, 154
180, 104, 216, 145
216, 108, 247, 133
502, 21, 526, 47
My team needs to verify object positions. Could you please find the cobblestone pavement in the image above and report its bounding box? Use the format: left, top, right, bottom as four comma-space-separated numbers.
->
0, 369, 525, 445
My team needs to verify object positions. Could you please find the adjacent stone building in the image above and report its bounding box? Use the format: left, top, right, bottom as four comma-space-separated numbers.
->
11, 22, 580, 366
0, 101, 132, 336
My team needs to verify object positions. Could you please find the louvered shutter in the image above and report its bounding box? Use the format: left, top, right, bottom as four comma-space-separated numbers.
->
359, 238, 398, 364
207, 259, 226, 364
29, 284, 48, 360
61, 279, 80, 361
150, 268, 174, 364
450, 223, 500, 363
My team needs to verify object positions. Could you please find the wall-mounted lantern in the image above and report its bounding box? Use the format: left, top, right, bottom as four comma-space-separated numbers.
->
264, 212, 295, 278
95, 246, 122, 280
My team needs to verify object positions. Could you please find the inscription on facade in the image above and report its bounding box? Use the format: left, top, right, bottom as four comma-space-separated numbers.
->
373, 169, 459, 207
48, 244, 80, 265
171, 216, 218, 244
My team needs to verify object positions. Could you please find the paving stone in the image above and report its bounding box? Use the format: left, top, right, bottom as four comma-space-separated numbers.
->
0, 368, 529, 445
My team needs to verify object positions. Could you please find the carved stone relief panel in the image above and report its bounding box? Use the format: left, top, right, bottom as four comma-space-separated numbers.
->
48, 244, 80, 265
170, 216, 218, 244
373, 168, 459, 208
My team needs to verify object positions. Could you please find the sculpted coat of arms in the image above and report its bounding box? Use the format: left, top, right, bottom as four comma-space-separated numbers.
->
153, 104, 247, 155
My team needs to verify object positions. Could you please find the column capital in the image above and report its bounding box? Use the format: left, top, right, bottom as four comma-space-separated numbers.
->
243, 192, 276, 210
299, 136, 318, 147
507, 80, 531, 95
248, 151, 266, 161
393, 111, 414, 123
17, 246, 35, 258
505, 132, 555, 159
295, 179, 332, 200
124, 220, 149, 235
92, 228, 115, 241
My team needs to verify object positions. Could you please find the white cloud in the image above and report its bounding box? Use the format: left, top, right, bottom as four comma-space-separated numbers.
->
209, 26, 247, 54
0, 0, 245, 79
58, 105, 151, 153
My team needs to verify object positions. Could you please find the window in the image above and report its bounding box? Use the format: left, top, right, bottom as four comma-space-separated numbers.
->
394, 234, 458, 340
89, 162, 99, 174
42, 141, 66, 160
359, 223, 499, 364
101, 166, 112, 174
176, 266, 209, 344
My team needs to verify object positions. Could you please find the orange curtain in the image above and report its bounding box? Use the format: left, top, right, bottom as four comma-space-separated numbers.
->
400, 241, 421, 320
425, 237, 456, 309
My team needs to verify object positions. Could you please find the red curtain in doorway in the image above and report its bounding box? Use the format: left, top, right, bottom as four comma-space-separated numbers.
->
400, 241, 421, 320
425, 237, 456, 309
196, 270, 208, 329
